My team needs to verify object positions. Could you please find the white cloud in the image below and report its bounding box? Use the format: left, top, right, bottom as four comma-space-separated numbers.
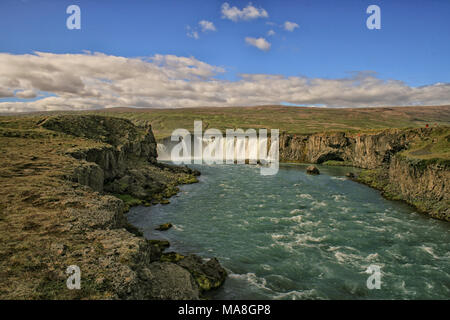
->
187, 20, 216, 39
267, 29, 275, 36
15, 90, 37, 99
284, 21, 299, 31
199, 20, 216, 32
245, 37, 271, 51
221, 2, 268, 22
152, 54, 224, 79
186, 26, 199, 39
0, 52, 449, 113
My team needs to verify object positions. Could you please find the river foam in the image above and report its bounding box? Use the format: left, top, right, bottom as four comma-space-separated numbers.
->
128, 163, 450, 299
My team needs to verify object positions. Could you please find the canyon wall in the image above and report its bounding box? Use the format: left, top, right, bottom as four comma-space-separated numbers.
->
42, 115, 198, 204
31, 115, 226, 299
156, 126, 448, 220
279, 129, 414, 168
386, 156, 448, 219
279, 127, 449, 221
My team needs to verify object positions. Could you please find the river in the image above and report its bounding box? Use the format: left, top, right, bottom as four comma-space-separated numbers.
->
127, 163, 450, 299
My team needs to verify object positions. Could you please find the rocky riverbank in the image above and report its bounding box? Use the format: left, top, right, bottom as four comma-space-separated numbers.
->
155, 125, 448, 221
279, 127, 449, 221
0, 115, 226, 299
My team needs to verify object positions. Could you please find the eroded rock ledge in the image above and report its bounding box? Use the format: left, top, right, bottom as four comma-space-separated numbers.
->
0, 115, 226, 299
279, 127, 449, 221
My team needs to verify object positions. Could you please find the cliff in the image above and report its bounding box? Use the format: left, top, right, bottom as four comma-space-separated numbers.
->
279, 127, 449, 221
41, 115, 199, 205
0, 115, 226, 299
357, 155, 449, 221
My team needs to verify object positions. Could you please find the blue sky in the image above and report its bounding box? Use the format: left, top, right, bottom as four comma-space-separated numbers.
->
1, 0, 449, 85
0, 0, 449, 111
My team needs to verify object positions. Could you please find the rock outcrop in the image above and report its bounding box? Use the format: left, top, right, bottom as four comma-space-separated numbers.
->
156, 223, 173, 231
280, 127, 449, 221
387, 156, 449, 219
0, 114, 226, 299
176, 255, 228, 292
141, 262, 200, 300
41, 115, 200, 205
48, 115, 226, 299
279, 129, 416, 168
358, 155, 449, 220
306, 165, 320, 175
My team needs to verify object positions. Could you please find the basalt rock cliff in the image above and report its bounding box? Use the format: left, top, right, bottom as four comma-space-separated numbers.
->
0, 115, 226, 299
279, 127, 449, 221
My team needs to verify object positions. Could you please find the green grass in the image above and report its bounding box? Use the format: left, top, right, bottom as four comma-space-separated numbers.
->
114, 194, 143, 207
400, 127, 450, 162
80, 105, 450, 140
86, 105, 450, 163
322, 160, 353, 167
5, 105, 449, 163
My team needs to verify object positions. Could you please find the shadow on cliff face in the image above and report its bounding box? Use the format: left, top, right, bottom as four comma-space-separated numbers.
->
279, 127, 449, 221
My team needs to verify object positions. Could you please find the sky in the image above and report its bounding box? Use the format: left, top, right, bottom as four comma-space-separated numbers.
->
0, 0, 449, 112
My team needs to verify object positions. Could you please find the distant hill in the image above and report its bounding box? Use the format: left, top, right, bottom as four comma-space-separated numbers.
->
85, 105, 450, 140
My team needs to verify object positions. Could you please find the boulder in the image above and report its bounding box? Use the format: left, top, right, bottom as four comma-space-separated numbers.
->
156, 222, 173, 231
148, 239, 170, 250
141, 262, 200, 300
177, 255, 227, 292
160, 252, 185, 263
306, 165, 320, 175
73, 162, 104, 192
346, 172, 356, 178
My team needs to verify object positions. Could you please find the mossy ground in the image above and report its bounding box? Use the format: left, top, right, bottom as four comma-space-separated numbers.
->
401, 127, 450, 161
322, 160, 354, 167
84, 105, 450, 140
394, 127, 450, 173
0, 114, 200, 299
0, 116, 111, 298
160, 252, 185, 263
114, 194, 144, 211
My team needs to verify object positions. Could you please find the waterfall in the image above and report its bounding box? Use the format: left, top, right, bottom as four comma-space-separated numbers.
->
157, 132, 276, 166
156, 143, 171, 161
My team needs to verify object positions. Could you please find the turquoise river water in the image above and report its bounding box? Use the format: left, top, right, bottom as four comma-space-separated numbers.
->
128, 163, 450, 299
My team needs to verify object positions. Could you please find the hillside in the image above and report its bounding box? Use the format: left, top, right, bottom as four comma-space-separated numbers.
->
85, 105, 450, 140
0, 115, 225, 299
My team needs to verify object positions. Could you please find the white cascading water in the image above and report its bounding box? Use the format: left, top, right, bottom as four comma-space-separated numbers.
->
157, 134, 271, 164
156, 143, 171, 161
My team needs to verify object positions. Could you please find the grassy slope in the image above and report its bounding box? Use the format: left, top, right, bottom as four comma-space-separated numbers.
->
401, 126, 450, 162
9, 105, 449, 161
84, 105, 450, 140
86, 105, 450, 163
0, 115, 200, 298
0, 116, 111, 298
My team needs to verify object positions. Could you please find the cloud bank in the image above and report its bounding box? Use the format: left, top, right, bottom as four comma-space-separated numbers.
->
0, 52, 449, 113
187, 20, 216, 39
221, 2, 268, 22
245, 37, 271, 51
199, 20, 216, 32
284, 21, 299, 31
